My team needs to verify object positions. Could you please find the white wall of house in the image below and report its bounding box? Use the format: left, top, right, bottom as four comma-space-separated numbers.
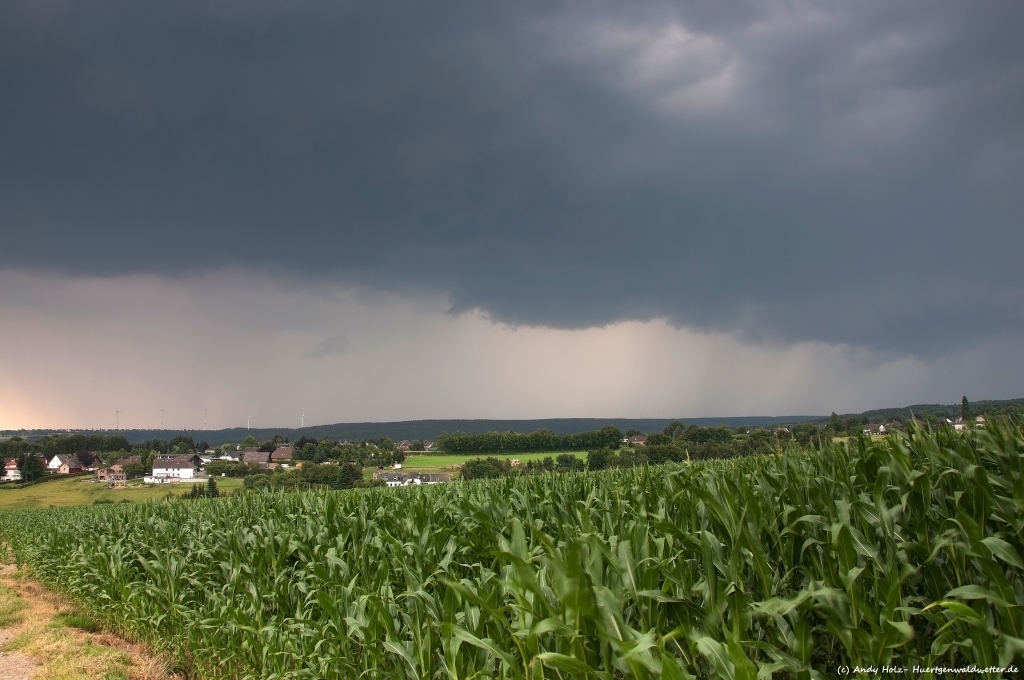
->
152, 466, 196, 479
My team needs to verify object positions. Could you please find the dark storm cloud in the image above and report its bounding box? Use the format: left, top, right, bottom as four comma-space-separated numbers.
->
1, 0, 1022, 354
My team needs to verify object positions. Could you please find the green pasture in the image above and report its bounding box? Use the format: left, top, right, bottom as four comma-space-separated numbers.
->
0, 475, 244, 509
399, 450, 585, 471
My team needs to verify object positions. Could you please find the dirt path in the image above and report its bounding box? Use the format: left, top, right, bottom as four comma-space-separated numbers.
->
0, 628, 35, 680
0, 563, 180, 680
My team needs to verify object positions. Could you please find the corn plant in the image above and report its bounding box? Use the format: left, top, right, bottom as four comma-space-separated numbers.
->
0, 420, 1022, 679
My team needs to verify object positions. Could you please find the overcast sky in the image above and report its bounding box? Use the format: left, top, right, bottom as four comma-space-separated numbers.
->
1, 0, 1022, 430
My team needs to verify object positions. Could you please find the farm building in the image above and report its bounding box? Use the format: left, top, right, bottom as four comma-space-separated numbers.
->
377, 472, 452, 488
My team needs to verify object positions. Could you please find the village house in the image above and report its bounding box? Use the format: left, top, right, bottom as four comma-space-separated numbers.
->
58, 458, 83, 474
107, 465, 127, 489
47, 454, 70, 471
270, 446, 294, 463
397, 440, 412, 451
68, 450, 102, 471
975, 415, 986, 428
145, 455, 199, 483
622, 435, 647, 446
862, 423, 887, 436
242, 450, 271, 466
953, 417, 968, 431
3, 458, 21, 482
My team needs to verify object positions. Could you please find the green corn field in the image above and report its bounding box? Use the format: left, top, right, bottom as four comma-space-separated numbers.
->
1, 421, 1022, 679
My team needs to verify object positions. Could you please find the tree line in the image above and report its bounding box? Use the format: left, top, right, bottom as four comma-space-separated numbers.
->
0, 434, 132, 459
437, 426, 624, 453
242, 463, 366, 491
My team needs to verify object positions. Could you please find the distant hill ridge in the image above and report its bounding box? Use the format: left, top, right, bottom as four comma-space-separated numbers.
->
4, 397, 1021, 446
6, 416, 814, 447
839, 398, 1024, 423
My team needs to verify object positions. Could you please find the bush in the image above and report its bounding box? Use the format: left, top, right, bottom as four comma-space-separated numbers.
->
242, 463, 363, 491
461, 458, 510, 480
586, 448, 610, 470
555, 453, 584, 471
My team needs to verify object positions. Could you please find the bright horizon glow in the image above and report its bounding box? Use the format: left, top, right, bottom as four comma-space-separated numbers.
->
1, 270, 1019, 431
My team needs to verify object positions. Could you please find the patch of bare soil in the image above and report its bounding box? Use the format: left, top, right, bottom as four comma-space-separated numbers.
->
0, 627, 36, 680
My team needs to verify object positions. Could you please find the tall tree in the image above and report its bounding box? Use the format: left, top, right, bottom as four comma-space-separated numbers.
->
16, 453, 44, 482
74, 449, 97, 467
961, 396, 973, 421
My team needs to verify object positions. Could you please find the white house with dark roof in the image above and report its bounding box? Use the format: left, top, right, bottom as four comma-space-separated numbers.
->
47, 454, 71, 471
149, 455, 198, 481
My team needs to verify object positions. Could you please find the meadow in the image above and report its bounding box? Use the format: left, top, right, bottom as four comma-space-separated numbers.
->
0, 476, 245, 510
0, 423, 1022, 678
400, 450, 585, 472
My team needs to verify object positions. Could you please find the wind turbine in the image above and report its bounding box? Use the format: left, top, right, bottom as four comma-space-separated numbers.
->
202, 406, 209, 430
113, 407, 123, 430
301, 411, 305, 428
158, 409, 165, 429
247, 415, 251, 430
